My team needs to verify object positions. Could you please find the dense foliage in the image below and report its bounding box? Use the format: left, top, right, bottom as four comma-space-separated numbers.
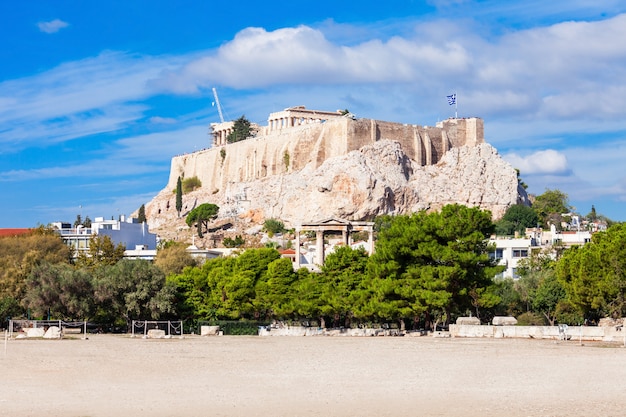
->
185, 203, 219, 237
366, 204, 500, 328
495, 204, 539, 236
226, 115, 253, 143
169, 205, 504, 330
532, 188, 572, 228
556, 223, 626, 320
154, 242, 198, 276
2, 204, 624, 332
75, 235, 126, 268
263, 218, 285, 236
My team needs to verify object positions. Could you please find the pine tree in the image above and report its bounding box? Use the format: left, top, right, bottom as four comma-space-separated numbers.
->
226, 115, 252, 143
137, 204, 146, 223
176, 176, 183, 217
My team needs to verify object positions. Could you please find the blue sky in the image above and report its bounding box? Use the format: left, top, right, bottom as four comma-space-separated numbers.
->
2, 1, 626, 227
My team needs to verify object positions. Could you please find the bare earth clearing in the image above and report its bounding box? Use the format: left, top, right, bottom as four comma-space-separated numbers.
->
1, 334, 625, 417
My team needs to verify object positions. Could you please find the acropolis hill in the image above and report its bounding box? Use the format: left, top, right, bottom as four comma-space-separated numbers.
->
144, 106, 527, 240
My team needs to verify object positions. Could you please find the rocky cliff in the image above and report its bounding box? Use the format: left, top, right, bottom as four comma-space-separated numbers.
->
144, 115, 527, 242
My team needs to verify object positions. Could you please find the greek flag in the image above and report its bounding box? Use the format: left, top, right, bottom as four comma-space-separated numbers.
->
447, 94, 456, 105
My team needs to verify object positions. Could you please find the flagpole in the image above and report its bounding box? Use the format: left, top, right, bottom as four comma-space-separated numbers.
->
455, 91, 458, 119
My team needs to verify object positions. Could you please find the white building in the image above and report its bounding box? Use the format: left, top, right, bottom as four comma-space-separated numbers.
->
489, 237, 536, 279
490, 225, 592, 279
53, 216, 157, 259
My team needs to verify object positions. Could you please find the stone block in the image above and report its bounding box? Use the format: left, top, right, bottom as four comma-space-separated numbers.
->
456, 317, 481, 325
25, 328, 45, 338
147, 329, 166, 339
200, 325, 220, 336
43, 326, 61, 339
492, 316, 518, 326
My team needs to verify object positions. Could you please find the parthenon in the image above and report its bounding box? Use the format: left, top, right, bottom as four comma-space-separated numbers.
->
210, 106, 347, 147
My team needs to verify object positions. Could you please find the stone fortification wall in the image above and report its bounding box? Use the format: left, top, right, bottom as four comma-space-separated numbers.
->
145, 115, 514, 236
167, 117, 483, 192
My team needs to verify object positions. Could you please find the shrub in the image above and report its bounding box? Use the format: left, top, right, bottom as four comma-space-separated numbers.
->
182, 176, 202, 193
263, 219, 285, 237
223, 235, 245, 248
515, 312, 546, 326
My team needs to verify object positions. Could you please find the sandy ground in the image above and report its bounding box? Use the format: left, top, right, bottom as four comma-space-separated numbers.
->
1, 334, 626, 417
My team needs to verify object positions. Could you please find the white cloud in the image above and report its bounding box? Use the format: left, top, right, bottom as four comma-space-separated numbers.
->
0, 51, 190, 148
151, 25, 471, 93
0, 124, 209, 182
37, 19, 69, 34
503, 149, 569, 175
149, 116, 177, 124
149, 14, 626, 124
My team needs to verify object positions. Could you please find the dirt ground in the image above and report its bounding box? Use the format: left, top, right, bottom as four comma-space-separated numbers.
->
1, 333, 626, 417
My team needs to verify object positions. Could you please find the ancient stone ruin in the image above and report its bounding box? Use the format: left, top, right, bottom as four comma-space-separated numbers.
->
144, 106, 527, 239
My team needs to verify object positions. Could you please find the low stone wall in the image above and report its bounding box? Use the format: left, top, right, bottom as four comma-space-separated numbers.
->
257, 324, 625, 342
450, 324, 625, 342
258, 326, 411, 337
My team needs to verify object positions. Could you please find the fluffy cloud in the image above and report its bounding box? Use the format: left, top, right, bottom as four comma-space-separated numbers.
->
503, 149, 569, 175
37, 19, 69, 34
150, 14, 626, 124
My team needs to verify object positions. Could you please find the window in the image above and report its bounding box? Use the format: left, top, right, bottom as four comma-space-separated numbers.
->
512, 248, 528, 258
489, 248, 504, 260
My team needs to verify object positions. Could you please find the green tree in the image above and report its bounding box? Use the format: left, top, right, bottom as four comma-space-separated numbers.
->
75, 235, 126, 268
263, 218, 285, 237
0, 231, 71, 302
22, 262, 95, 320
586, 205, 597, 222
532, 271, 566, 326
186, 203, 219, 237
154, 242, 197, 276
495, 204, 539, 236
319, 246, 369, 327
556, 223, 626, 320
226, 115, 252, 143
223, 235, 245, 248
0, 296, 21, 328
170, 248, 282, 322
532, 188, 572, 228
255, 257, 298, 320
176, 176, 183, 217
137, 204, 146, 223
367, 204, 499, 329
169, 261, 219, 322
293, 268, 327, 326
489, 278, 524, 318
92, 259, 176, 328
514, 249, 555, 313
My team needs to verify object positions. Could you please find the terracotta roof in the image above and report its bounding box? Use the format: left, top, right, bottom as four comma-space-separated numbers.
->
0, 228, 32, 238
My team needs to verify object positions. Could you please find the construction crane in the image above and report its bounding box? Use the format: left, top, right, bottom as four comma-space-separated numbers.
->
212, 87, 225, 123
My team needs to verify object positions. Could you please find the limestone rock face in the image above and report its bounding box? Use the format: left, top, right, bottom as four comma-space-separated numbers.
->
144, 138, 526, 241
